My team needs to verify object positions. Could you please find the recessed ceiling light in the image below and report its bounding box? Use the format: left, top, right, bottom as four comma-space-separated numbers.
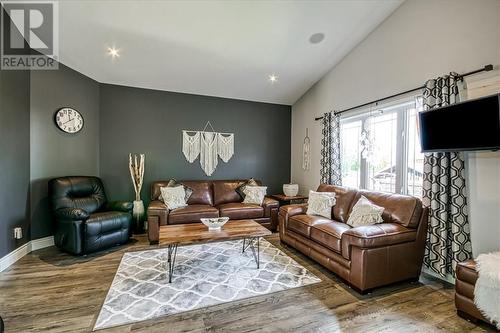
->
309, 33, 325, 44
268, 74, 278, 83
107, 47, 120, 58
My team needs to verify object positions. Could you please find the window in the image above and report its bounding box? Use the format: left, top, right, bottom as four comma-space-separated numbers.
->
341, 120, 362, 189
340, 97, 424, 197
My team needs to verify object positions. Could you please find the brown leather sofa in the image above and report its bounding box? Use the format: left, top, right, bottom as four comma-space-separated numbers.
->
147, 180, 279, 244
279, 184, 429, 293
455, 260, 493, 326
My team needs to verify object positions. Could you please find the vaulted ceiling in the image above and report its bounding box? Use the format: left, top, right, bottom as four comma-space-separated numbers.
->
59, 0, 403, 105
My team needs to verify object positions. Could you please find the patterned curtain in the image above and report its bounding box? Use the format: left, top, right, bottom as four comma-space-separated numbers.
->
320, 111, 341, 185
422, 72, 473, 278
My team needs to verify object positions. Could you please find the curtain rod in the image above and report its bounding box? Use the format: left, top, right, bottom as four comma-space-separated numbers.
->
314, 64, 494, 121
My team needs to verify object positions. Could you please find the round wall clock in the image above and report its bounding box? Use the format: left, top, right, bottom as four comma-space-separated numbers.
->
54, 107, 84, 134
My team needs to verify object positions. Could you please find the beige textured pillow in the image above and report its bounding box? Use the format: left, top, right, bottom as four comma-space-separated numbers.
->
242, 186, 267, 205
158, 179, 193, 202
347, 195, 384, 227
159, 186, 187, 210
306, 190, 336, 219
236, 178, 259, 199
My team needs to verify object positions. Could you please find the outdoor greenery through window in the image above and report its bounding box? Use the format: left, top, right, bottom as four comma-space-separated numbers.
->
340, 97, 424, 197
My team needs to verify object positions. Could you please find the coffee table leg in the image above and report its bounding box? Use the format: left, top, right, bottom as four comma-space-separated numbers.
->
243, 237, 261, 269
167, 244, 178, 283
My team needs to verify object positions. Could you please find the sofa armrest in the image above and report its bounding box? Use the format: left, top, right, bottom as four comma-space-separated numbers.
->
262, 196, 278, 216
262, 196, 279, 231
148, 200, 167, 211
54, 207, 89, 221
147, 200, 169, 244
341, 223, 417, 260
54, 219, 85, 255
105, 200, 133, 213
279, 204, 308, 219
278, 204, 308, 232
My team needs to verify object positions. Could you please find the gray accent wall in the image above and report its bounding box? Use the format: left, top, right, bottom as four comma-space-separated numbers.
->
0, 69, 31, 258
30, 64, 100, 239
2, 62, 290, 257
99, 84, 291, 204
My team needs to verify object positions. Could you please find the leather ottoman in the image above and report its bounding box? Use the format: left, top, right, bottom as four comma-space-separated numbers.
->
455, 260, 492, 325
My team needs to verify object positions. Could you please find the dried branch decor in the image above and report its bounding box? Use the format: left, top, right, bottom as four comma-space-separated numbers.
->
129, 154, 145, 201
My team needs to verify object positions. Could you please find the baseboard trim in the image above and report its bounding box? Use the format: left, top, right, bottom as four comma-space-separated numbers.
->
422, 267, 455, 285
0, 236, 55, 273
30, 235, 55, 251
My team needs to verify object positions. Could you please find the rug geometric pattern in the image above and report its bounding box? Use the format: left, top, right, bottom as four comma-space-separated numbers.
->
94, 239, 320, 330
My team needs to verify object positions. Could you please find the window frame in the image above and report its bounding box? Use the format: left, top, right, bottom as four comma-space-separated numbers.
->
339, 95, 423, 196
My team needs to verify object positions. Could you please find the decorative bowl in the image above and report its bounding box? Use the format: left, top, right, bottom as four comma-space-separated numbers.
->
200, 217, 230, 231
283, 183, 299, 197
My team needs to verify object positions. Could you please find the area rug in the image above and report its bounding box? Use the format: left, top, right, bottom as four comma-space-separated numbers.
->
94, 239, 321, 330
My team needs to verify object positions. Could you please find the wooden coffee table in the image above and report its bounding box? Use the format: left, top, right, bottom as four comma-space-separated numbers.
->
158, 220, 272, 283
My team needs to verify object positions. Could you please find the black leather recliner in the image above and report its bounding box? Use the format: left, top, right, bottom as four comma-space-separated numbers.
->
49, 176, 133, 255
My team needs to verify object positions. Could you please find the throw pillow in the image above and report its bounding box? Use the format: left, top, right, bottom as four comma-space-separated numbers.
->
306, 190, 336, 219
242, 186, 267, 205
159, 186, 188, 210
346, 195, 384, 227
168, 179, 194, 202
236, 178, 259, 199
159, 179, 193, 203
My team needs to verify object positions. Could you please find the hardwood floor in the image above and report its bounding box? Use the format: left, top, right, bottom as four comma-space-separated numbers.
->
0, 234, 494, 332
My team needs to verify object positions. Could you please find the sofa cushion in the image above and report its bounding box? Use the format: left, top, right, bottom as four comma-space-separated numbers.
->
218, 202, 264, 220
182, 181, 214, 206
310, 221, 351, 254
169, 205, 219, 224
317, 184, 358, 223
213, 180, 244, 206
341, 223, 417, 259
357, 190, 423, 228
288, 214, 331, 238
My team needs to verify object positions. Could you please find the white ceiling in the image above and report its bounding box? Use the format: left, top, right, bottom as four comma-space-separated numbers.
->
59, 0, 403, 105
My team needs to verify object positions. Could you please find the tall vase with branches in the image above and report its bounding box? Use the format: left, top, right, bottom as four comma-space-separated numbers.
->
129, 153, 145, 233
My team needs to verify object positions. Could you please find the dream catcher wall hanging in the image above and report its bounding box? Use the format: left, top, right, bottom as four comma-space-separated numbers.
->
302, 128, 311, 171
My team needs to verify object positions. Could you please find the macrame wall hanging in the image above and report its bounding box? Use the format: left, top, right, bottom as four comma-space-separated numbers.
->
182, 121, 234, 176
302, 128, 310, 171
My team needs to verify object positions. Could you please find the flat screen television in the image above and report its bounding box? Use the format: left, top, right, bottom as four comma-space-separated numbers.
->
419, 93, 500, 152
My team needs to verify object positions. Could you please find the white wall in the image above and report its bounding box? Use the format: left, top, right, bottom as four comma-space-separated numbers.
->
291, 0, 500, 256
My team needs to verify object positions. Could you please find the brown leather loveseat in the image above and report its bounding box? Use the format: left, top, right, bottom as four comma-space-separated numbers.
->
279, 184, 429, 293
147, 180, 279, 244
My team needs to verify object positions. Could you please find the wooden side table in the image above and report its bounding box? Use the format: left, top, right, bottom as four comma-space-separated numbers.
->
271, 194, 308, 206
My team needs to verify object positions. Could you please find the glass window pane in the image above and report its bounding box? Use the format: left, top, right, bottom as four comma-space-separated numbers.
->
341, 120, 361, 188
406, 105, 424, 197
366, 112, 397, 193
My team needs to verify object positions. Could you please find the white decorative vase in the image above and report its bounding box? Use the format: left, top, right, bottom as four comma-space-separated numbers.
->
283, 184, 299, 197
133, 200, 145, 219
